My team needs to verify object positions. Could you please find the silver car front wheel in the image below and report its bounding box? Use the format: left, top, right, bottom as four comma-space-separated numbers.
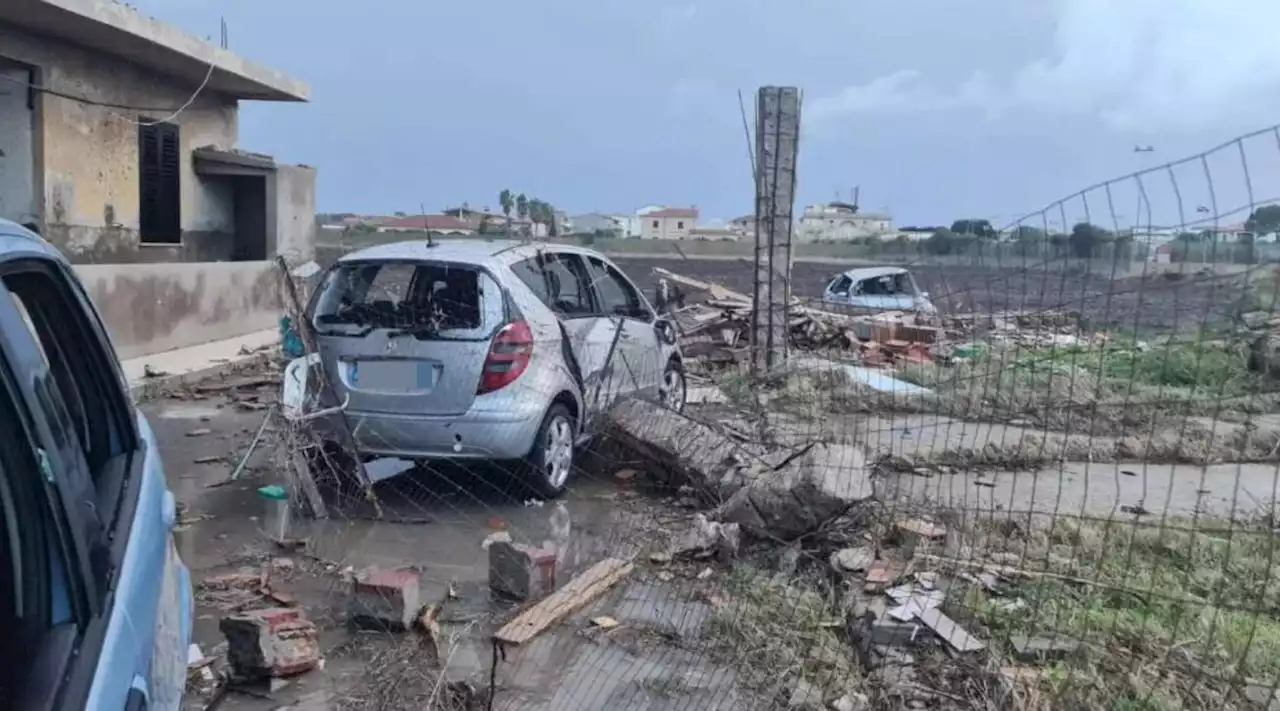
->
661, 361, 687, 412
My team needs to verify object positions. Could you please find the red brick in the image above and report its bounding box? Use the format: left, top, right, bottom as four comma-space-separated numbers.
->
220, 607, 320, 679
489, 541, 557, 601
348, 567, 421, 631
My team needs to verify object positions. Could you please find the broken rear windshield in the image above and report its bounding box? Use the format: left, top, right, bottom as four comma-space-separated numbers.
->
311, 261, 503, 339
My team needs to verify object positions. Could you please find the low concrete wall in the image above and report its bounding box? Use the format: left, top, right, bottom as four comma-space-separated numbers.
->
75, 260, 281, 360
272, 165, 317, 263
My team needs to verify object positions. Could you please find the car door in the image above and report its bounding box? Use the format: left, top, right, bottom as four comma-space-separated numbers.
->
0, 252, 188, 711
583, 255, 663, 400
511, 251, 624, 418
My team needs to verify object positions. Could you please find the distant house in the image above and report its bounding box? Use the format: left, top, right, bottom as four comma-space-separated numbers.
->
571, 213, 624, 237
440, 204, 509, 231
607, 204, 666, 238
1199, 223, 1254, 243
797, 202, 893, 242
378, 214, 475, 235
642, 207, 698, 240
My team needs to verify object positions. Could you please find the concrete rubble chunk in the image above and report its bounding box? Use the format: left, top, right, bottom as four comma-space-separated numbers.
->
607, 398, 771, 495
220, 607, 320, 679
348, 567, 421, 631
675, 513, 740, 560
608, 399, 873, 541
831, 546, 875, 573
719, 442, 873, 540
489, 540, 557, 601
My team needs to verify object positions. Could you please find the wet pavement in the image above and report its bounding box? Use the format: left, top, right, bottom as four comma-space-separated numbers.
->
145, 378, 765, 710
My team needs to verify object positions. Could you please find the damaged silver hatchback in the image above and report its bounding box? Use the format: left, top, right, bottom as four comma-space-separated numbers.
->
282, 240, 686, 498
822, 266, 937, 314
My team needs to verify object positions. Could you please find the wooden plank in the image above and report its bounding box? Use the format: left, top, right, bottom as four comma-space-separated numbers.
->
917, 608, 985, 653
495, 558, 633, 645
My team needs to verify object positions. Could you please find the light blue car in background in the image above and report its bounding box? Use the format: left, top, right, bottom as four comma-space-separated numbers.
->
0, 219, 191, 711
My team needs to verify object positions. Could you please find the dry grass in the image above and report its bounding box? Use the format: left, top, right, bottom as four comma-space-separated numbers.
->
701, 563, 866, 703
940, 513, 1280, 710
896, 339, 1278, 437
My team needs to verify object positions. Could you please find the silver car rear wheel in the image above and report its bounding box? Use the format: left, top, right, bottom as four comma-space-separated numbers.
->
526, 403, 575, 498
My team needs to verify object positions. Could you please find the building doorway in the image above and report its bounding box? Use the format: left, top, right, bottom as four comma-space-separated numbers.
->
0, 61, 36, 230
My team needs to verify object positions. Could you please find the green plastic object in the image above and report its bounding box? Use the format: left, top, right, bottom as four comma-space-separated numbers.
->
954, 343, 986, 359
258, 484, 288, 500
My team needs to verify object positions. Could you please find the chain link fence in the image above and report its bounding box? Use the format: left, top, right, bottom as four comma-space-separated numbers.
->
171, 124, 1280, 711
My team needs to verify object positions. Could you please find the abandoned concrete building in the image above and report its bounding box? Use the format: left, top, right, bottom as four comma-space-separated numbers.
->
0, 0, 314, 263
0, 0, 316, 359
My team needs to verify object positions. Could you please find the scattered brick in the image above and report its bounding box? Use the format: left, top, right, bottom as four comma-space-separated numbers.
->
220, 607, 320, 679
489, 541, 556, 601
348, 567, 421, 631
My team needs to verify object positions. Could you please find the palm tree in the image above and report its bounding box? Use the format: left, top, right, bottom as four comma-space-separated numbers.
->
499, 189, 514, 235
529, 200, 548, 237
516, 194, 529, 236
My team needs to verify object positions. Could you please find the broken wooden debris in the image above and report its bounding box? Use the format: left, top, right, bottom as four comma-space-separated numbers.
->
1009, 635, 1080, 663
494, 557, 633, 646
590, 615, 620, 630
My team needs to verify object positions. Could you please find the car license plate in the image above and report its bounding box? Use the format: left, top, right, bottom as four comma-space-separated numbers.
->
350, 360, 435, 390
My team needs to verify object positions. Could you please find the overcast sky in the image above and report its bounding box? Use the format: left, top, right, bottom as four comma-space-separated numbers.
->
130, 0, 1280, 228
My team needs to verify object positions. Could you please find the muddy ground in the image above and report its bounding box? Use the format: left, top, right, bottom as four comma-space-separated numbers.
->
315, 243, 1261, 333
151, 377, 779, 710
149, 354, 1280, 710
612, 257, 1256, 334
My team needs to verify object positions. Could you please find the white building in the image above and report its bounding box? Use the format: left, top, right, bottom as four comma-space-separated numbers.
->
608, 204, 665, 238
797, 202, 893, 242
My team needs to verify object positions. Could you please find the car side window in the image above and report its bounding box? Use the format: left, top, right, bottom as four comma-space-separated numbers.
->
1, 264, 134, 516
512, 254, 594, 317
0, 348, 72, 702
586, 257, 646, 320
829, 275, 852, 295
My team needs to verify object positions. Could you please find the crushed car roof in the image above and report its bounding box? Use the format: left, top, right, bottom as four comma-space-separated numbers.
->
839, 266, 909, 281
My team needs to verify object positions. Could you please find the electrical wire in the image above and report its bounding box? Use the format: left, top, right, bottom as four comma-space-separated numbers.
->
0, 50, 217, 125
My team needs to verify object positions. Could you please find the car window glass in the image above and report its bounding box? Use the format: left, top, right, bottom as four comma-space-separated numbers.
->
829, 275, 852, 294
364, 263, 412, 304
3, 268, 128, 480
512, 259, 552, 304
586, 257, 643, 318
0, 353, 65, 697
513, 254, 592, 316
312, 262, 499, 339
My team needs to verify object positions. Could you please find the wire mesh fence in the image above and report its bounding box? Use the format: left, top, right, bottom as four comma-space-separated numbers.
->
170, 124, 1280, 711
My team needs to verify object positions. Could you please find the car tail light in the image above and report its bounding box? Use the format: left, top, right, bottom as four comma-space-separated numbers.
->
477, 320, 534, 394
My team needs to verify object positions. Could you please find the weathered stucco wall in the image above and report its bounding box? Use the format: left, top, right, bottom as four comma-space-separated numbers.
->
75, 260, 281, 360
0, 21, 239, 262
272, 164, 316, 263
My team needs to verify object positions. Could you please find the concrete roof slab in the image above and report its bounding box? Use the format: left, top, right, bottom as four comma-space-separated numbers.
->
2, 0, 308, 101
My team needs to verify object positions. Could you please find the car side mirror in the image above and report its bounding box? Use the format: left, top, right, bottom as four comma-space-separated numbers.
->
654, 318, 677, 345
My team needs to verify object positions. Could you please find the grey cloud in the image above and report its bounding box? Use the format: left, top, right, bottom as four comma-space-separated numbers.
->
811, 0, 1280, 133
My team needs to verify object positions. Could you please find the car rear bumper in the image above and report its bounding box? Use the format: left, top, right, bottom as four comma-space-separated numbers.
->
304, 405, 545, 460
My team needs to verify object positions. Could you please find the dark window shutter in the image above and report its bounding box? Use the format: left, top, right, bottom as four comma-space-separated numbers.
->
137, 122, 181, 243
